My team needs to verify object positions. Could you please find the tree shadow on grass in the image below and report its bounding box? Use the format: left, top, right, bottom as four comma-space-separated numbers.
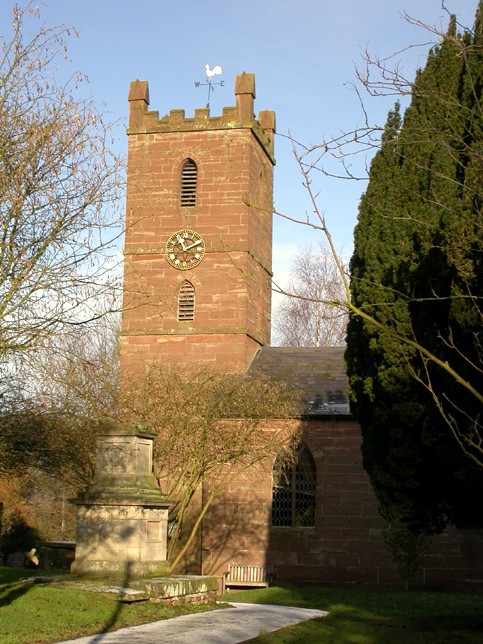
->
0, 579, 32, 608
411, 614, 483, 641
0, 567, 39, 609
244, 611, 483, 644
81, 563, 132, 644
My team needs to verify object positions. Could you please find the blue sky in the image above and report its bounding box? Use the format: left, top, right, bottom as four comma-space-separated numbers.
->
0, 0, 477, 294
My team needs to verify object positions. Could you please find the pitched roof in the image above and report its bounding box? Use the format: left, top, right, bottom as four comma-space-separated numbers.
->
247, 347, 350, 416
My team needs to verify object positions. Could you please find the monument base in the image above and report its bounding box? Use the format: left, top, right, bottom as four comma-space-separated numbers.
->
70, 559, 170, 580
72, 424, 172, 582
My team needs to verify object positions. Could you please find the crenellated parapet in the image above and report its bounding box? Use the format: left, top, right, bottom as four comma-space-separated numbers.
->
127, 72, 276, 162
122, 70, 275, 374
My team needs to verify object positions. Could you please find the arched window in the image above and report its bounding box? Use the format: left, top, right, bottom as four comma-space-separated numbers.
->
178, 281, 195, 321
180, 159, 197, 206
272, 444, 316, 528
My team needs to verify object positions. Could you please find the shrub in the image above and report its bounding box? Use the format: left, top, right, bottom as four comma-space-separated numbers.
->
0, 510, 42, 563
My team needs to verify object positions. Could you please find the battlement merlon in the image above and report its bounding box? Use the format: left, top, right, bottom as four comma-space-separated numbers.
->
127, 74, 276, 163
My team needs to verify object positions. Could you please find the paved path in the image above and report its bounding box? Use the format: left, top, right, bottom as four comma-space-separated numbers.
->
58, 602, 328, 644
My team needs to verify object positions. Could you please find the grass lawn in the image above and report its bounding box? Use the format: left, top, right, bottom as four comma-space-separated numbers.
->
219, 585, 483, 644
0, 566, 219, 644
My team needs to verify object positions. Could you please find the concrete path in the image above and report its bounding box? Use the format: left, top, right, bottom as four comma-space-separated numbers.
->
58, 602, 328, 644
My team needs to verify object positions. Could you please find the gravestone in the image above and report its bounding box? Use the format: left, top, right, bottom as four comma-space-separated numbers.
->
6, 551, 25, 568
71, 423, 171, 579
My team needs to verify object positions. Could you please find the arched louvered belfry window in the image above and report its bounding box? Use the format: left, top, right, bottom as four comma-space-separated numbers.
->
180, 159, 197, 206
271, 443, 316, 528
177, 281, 195, 321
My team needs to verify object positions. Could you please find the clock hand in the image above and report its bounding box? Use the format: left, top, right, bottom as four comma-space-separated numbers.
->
177, 237, 187, 251
184, 240, 203, 251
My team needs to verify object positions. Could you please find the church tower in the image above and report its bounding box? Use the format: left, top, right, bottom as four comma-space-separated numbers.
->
120, 74, 276, 373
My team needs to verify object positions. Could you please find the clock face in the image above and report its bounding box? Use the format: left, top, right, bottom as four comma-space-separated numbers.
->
165, 229, 205, 270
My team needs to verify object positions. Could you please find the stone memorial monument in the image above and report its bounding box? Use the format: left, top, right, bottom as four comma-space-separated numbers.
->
71, 422, 171, 579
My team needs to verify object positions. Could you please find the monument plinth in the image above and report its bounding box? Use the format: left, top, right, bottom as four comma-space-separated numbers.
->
71, 423, 171, 579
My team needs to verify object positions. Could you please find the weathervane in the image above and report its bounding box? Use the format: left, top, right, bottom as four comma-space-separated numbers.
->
195, 65, 224, 108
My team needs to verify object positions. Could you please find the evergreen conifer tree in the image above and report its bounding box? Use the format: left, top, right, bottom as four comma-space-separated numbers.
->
346, 4, 483, 533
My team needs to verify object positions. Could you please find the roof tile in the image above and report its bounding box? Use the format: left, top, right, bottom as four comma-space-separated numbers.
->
248, 347, 350, 416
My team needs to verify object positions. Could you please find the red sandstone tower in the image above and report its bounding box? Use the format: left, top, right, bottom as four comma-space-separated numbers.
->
120, 73, 275, 373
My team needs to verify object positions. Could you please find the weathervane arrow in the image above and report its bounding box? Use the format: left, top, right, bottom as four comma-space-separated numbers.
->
195, 64, 224, 108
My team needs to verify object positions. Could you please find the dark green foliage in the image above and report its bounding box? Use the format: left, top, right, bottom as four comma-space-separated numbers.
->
346, 4, 483, 533
0, 511, 42, 561
383, 520, 433, 590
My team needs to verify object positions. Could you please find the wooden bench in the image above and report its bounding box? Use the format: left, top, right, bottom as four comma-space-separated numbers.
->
221, 563, 273, 594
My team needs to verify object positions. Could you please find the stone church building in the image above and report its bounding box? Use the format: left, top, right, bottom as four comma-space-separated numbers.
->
120, 74, 483, 589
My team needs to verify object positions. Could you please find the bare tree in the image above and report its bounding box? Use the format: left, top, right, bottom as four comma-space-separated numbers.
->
0, 315, 120, 487
1, 315, 301, 571
117, 362, 301, 571
0, 470, 77, 542
273, 242, 348, 347
0, 4, 124, 365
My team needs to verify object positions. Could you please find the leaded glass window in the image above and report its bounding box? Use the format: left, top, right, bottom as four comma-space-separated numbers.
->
271, 444, 316, 528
